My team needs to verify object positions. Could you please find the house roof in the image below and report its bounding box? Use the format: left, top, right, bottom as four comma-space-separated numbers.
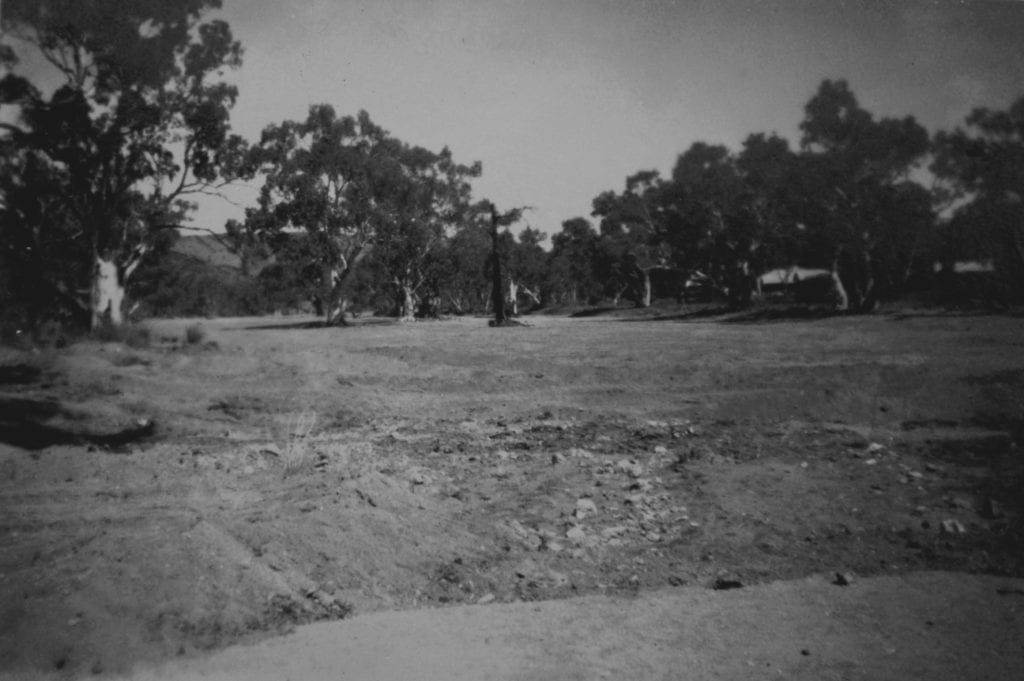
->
758, 267, 831, 286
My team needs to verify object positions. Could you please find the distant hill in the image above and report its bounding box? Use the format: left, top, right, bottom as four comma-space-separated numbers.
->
171, 234, 242, 271
133, 233, 279, 318
169, 233, 276, 274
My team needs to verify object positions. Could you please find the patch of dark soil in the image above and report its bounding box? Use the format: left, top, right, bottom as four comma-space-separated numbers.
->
240, 321, 333, 330
718, 306, 843, 323
612, 305, 732, 322
0, 399, 156, 449
0, 395, 62, 420
570, 306, 622, 318
0, 363, 44, 385
208, 395, 270, 420
902, 419, 961, 430
488, 318, 528, 327
964, 368, 1024, 386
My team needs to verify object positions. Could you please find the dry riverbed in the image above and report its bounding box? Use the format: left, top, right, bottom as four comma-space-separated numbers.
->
1, 310, 1022, 677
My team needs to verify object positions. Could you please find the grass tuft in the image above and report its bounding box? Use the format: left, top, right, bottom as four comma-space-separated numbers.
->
282, 410, 318, 478
184, 324, 206, 345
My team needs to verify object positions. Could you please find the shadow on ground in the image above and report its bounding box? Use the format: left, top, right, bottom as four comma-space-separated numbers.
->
0, 396, 157, 449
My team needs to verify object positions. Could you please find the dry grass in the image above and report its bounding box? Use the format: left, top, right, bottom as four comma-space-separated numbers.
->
281, 410, 318, 478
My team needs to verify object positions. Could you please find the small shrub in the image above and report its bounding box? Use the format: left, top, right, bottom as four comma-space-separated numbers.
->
184, 324, 206, 345
92, 319, 121, 343
124, 325, 151, 348
92, 321, 149, 348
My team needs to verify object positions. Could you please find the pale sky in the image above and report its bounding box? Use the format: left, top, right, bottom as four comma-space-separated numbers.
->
12, 1, 1024, 237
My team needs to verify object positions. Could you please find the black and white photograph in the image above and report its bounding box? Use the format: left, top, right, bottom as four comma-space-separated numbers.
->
1, 1, 1023, 678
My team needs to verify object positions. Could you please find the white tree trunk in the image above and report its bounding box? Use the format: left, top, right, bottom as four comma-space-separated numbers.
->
398, 282, 417, 322
830, 262, 849, 311
91, 255, 125, 329
321, 264, 351, 325
521, 286, 541, 309
611, 283, 628, 307
639, 269, 652, 308
508, 279, 519, 317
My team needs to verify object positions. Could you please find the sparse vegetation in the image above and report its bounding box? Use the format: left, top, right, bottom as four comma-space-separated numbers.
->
184, 324, 206, 345
110, 353, 151, 368
281, 410, 318, 478
91, 322, 151, 349
0, 2, 1021, 678
0, 314, 1021, 675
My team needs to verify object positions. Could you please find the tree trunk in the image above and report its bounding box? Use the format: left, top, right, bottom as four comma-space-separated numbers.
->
91, 255, 125, 330
508, 279, 519, 317
830, 259, 849, 311
321, 264, 351, 325
490, 211, 506, 324
521, 286, 541, 310
638, 269, 652, 308
730, 260, 755, 308
858, 249, 878, 312
321, 264, 340, 325
611, 283, 629, 307
398, 280, 417, 321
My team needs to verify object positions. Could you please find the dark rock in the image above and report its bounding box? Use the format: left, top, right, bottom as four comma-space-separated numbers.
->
981, 498, 1004, 519
833, 571, 855, 586
712, 576, 743, 590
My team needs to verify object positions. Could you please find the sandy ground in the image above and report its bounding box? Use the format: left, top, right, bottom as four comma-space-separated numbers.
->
130, 572, 1024, 681
1, 309, 1022, 678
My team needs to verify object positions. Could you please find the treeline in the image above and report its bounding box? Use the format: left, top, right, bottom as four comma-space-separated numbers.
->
542, 80, 1024, 313
136, 79, 1024, 320
2, 2, 1022, 336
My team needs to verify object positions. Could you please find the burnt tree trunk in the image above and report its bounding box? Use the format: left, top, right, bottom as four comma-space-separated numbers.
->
490, 205, 507, 325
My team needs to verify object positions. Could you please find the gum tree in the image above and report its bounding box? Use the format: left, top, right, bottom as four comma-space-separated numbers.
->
240, 108, 388, 325
796, 79, 930, 310
370, 145, 480, 321
0, 0, 244, 329
592, 170, 677, 308
932, 95, 1024, 302
242, 106, 480, 324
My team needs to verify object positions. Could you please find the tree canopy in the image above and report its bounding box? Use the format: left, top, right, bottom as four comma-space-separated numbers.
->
932, 95, 1024, 301
236, 106, 481, 324
0, 0, 244, 329
2, 10, 1020, 333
